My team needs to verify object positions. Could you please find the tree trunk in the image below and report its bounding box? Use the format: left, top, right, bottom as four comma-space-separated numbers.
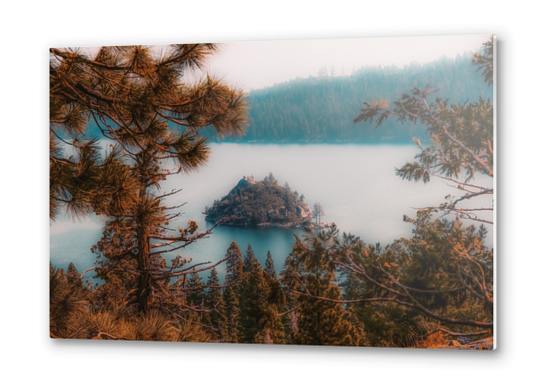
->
290, 310, 298, 333
136, 189, 151, 313
263, 327, 273, 344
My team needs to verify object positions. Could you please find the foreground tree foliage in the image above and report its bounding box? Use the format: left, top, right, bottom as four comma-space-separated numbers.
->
50, 264, 212, 341
51, 44, 248, 314
353, 38, 494, 225
281, 228, 364, 346
279, 38, 494, 346
50, 44, 251, 339
281, 213, 493, 347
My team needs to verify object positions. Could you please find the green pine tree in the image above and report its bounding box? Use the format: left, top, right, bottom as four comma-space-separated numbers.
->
243, 244, 257, 273
239, 252, 287, 344
186, 273, 205, 309
51, 44, 248, 315
282, 228, 362, 346
223, 242, 244, 342
205, 268, 227, 341
225, 242, 244, 284
239, 259, 267, 343
265, 251, 276, 280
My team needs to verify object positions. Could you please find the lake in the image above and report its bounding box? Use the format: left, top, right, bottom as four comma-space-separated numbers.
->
50, 143, 493, 282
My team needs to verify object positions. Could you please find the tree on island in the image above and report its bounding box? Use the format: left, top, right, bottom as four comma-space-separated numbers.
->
312, 202, 325, 224
50, 44, 248, 340
283, 182, 297, 218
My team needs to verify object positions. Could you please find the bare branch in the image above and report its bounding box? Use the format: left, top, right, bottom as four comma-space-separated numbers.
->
80, 267, 97, 279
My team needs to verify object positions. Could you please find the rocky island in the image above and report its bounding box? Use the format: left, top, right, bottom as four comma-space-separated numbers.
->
204, 174, 334, 229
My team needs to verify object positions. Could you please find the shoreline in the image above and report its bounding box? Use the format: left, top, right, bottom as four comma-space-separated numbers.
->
205, 217, 335, 230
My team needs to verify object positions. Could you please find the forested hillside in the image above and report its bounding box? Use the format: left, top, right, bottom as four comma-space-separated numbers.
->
203, 53, 493, 143
81, 53, 492, 143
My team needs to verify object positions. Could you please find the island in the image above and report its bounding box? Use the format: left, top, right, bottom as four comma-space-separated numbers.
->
204, 174, 334, 229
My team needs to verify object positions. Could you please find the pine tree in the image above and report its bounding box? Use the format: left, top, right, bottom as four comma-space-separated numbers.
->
293, 277, 359, 346
205, 268, 227, 340
279, 254, 299, 342
51, 44, 248, 315
238, 256, 286, 344
281, 228, 361, 346
239, 259, 268, 343
225, 242, 244, 284
312, 202, 324, 224
243, 244, 257, 273
265, 251, 276, 280
186, 273, 204, 309
50, 264, 90, 339
222, 242, 244, 342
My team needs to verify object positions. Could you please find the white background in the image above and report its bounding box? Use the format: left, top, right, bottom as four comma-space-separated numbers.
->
1, 0, 539, 382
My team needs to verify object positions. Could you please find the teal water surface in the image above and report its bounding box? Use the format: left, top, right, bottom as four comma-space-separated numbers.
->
50, 143, 493, 282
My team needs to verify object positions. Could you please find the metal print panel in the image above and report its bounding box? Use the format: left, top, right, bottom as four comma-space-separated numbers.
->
50, 35, 495, 349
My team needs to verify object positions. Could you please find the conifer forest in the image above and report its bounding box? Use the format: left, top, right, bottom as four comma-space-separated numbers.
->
50, 36, 494, 349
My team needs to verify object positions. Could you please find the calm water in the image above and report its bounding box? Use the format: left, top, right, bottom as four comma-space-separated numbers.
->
50, 143, 493, 282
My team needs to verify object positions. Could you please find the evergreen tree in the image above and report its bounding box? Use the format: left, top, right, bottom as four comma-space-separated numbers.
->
265, 251, 276, 280
223, 286, 240, 343
205, 268, 227, 340
280, 254, 300, 343
312, 202, 324, 224
331, 211, 493, 345
281, 228, 362, 346
225, 242, 244, 284
239, 256, 286, 344
52, 44, 248, 316
243, 244, 257, 273
223, 242, 244, 342
239, 258, 268, 343
50, 264, 90, 339
186, 273, 204, 308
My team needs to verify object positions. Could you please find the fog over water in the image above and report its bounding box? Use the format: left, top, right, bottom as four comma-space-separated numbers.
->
50, 143, 493, 282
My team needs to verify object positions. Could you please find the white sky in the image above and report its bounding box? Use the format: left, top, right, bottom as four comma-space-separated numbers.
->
202, 34, 491, 90
75, 34, 491, 92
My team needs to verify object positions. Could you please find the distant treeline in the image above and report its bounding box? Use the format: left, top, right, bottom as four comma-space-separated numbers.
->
80, 53, 493, 144
203, 53, 493, 143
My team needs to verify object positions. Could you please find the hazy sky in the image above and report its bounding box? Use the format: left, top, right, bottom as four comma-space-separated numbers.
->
200, 34, 491, 91
75, 34, 491, 92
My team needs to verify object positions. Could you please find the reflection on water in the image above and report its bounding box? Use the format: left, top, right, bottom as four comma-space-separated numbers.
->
50, 143, 493, 282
